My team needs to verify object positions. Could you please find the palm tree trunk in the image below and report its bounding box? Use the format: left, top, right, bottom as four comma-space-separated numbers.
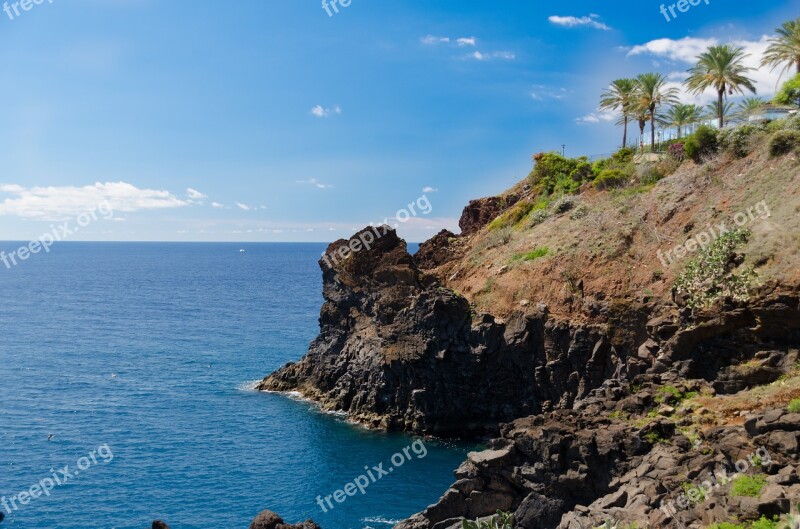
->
678, 125, 682, 138
623, 116, 628, 148
717, 89, 725, 128
650, 105, 656, 151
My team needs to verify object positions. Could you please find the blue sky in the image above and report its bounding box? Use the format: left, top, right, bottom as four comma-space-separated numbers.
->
0, 0, 796, 242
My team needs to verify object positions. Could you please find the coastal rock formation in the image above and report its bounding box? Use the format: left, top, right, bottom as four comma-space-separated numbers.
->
258, 227, 633, 435
458, 196, 518, 236
396, 392, 800, 529
415, 229, 459, 270
249, 510, 321, 529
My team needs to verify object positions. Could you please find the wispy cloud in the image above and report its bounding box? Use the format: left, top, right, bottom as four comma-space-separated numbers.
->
468, 50, 516, 61
456, 37, 476, 47
211, 202, 226, 209
575, 108, 616, 125
235, 202, 252, 211
530, 85, 571, 101
297, 178, 333, 189
186, 188, 206, 200
548, 14, 611, 31
420, 35, 452, 45
0, 182, 188, 221
310, 105, 342, 118
422, 186, 438, 193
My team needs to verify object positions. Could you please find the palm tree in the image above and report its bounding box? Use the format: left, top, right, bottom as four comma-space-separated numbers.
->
600, 79, 637, 148
685, 44, 757, 128
705, 101, 736, 124
735, 97, 767, 121
634, 73, 680, 149
664, 104, 703, 138
761, 18, 800, 76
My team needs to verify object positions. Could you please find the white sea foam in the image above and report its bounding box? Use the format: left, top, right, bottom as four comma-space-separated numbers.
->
236, 380, 261, 392
362, 517, 401, 526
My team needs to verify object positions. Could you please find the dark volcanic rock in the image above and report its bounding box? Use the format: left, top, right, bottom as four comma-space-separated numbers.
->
259, 226, 629, 435
152, 522, 169, 529
250, 510, 321, 529
458, 196, 517, 236
396, 407, 800, 529
415, 229, 458, 270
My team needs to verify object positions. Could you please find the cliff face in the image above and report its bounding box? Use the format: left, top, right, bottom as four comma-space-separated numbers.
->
258, 227, 635, 435
258, 128, 800, 528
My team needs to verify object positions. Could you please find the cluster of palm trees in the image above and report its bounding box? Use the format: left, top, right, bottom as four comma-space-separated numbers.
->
599, 17, 800, 151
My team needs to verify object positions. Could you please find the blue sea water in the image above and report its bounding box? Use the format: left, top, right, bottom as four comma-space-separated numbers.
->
0, 242, 473, 529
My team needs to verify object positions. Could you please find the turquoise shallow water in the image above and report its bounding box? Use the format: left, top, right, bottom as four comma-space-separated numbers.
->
0, 242, 472, 529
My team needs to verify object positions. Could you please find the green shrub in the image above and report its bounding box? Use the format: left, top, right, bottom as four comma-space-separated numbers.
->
747, 516, 780, 529
594, 169, 628, 189
766, 118, 788, 133
530, 152, 593, 195
552, 196, 577, 213
462, 511, 513, 529
527, 209, 550, 227
684, 125, 719, 163
707, 522, 746, 529
785, 114, 800, 131
731, 474, 767, 498
639, 157, 681, 184
570, 204, 589, 220
511, 247, 550, 262
767, 130, 800, 157
674, 228, 756, 310
719, 124, 759, 158
788, 399, 800, 413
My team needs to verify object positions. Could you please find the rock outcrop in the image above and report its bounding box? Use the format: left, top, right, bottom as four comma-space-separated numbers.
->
250, 510, 321, 529
458, 196, 517, 236
259, 227, 635, 436
396, 390, 800, 529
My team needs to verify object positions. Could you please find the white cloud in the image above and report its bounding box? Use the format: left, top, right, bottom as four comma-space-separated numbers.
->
310, 105, 342, 118
186, 188, 206, 200
420, 35, 451, 45
297, 178, 333, 189
627, 35, 785, 99
211, 202, 225, 208
627, 36, 718, 63
530, 85, 571, 101
0, 182, 188, 221
235, 202, 252, 211
548, 14, 611, 31
575, 108, 617, 125
422, 186, 438, 193
468, 50, 516, 61
456, 37, 476, 47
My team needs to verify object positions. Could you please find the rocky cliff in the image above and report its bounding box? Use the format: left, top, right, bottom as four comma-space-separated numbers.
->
258, 124, 800, 528
258, 227, 638, 435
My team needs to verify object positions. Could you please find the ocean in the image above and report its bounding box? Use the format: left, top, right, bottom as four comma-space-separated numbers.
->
0, 242, 473, 529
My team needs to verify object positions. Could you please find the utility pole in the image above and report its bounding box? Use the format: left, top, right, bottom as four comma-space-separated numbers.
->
561, 144, 566, 157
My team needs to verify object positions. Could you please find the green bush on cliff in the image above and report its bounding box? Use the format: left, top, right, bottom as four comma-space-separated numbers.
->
461, 510, 513, 529
788, 398, 800, 413
768, 130, 800, 157
529, 152, 592, 195
593, 169, 628, 189
731, 474, 767, 498
684, 125, 719, 163
673, 228, 756, 310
